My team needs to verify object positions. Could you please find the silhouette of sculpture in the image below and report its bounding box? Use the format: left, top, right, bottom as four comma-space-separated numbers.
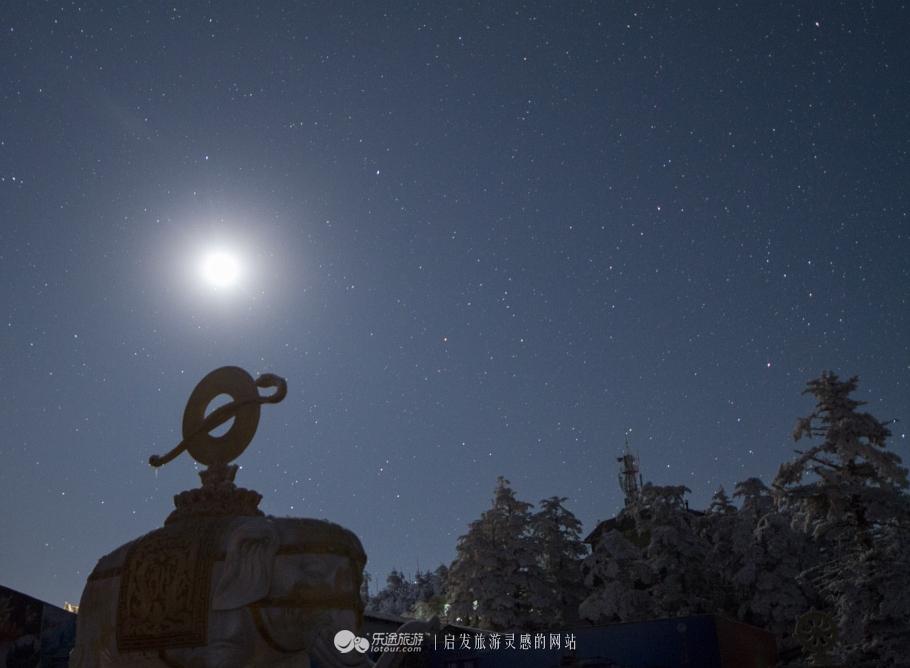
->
71, 366, 429, 668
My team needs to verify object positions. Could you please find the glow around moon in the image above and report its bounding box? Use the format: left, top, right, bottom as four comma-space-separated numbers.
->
199, 249, 243, 289
152, 211, 298, 319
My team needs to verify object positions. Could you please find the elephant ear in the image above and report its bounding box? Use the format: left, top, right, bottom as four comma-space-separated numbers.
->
212, 518, 280, 610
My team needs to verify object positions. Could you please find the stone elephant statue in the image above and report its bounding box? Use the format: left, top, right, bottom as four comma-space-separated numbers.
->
71, 515, 427, 668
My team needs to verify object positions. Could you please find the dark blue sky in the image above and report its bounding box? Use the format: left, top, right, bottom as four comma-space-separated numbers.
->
2, 2, 908, 608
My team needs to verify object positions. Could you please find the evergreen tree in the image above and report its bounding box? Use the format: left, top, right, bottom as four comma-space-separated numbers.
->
578, 374, 909, 664
740, 508, 819, 659
637, 484, 721, 618
700, 485, 747, 616
446, 477, 539, 630
410, 564, 449, 621
776, 372, 908, 543
579, 525, 656, 623
707, 486, 735, 514
726, 475, 817, 657
529, 496, 588, 626
774, 372, 910, 666
370, 569, 417, 616
580, 484, 721, 623
733, 477, 775, 516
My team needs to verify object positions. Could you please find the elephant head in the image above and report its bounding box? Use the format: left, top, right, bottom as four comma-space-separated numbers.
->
210, 516, 368, 659
71, 515, 429, 668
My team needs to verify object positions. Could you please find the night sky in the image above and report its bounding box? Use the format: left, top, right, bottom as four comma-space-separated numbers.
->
2, 2, 908, 609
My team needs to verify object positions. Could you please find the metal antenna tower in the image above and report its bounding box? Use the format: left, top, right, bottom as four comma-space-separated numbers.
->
617, 437, 642, 506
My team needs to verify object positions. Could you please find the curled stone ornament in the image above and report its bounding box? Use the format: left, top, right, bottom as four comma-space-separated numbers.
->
149, 366, 287, 468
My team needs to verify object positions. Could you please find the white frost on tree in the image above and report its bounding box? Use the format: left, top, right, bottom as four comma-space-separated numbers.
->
369, 569, 417, 616
528, 495, 588, 626
446, 477, 540, 630
734, 506, 818, 660
578, 374, 909, 664
410, 565, 449, 621
700, 485, 748, 614
580, 484, 722, 624
733, 477, 775, 517
774, 372, 910, 666
579, 528, 655, 622
707, 486, 735, 514
370, 565, 451, 620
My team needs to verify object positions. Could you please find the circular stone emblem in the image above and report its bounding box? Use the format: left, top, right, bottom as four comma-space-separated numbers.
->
181, 366, 262, 467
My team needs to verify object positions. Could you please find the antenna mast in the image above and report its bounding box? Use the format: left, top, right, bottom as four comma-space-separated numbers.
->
617, 437, 642, 506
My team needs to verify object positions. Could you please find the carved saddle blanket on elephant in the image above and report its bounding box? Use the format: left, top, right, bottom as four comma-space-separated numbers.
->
85, 515, 368, 656
114, 519, 229, 651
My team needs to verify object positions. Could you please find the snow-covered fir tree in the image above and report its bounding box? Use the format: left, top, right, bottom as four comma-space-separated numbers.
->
733, 477, 775, 517
777, 373, 908, 544
446, 477, 540, 630
701, 476, 777, 585
528, 496, 588, 626
742, 509, 820, 660
707, 486, 735, 514
410, 564, 449, 621
580, 483, 722, 623
774, 372, 910, 666
367, 564, 450, 620
699, 486, 744, 613
636, 484, 724, 618
425, 372, 909, 662
368, 569, 418, 616
721, 478, 819, 661
583, 475, 818, 662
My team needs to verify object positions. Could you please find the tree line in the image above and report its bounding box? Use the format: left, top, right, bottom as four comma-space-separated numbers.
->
364, 372, 910, 667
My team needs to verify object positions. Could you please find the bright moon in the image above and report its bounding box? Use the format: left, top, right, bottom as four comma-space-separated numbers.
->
200, 250, 242, 289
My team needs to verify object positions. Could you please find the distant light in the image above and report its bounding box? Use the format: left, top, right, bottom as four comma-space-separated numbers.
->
200, 250, 242, 289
